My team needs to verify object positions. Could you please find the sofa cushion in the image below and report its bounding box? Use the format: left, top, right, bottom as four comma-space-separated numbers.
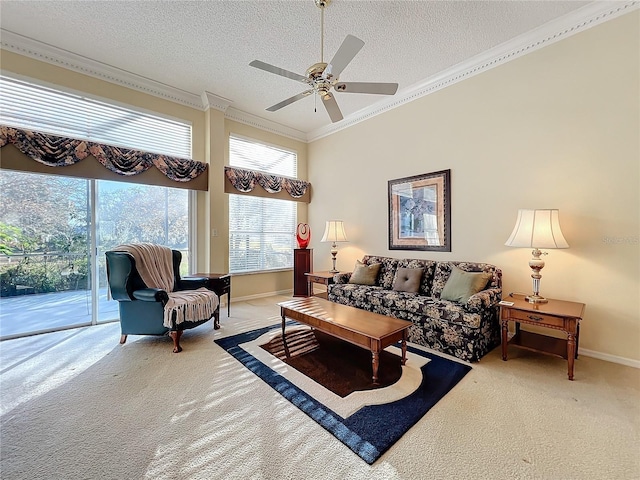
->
440, 266, 492, 303
362, 255, 399, 289
348, 261, 381, 286
431, 261, 498, 298
398, 258, 437, 295
392, 267, 424, 293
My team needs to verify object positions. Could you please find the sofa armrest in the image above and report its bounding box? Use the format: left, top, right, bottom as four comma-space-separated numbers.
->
132, 288, 169, 304
334, 272, 352, 284
465, 287, 502, 313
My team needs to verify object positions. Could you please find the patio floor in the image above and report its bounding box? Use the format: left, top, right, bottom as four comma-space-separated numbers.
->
0, 289, 119, 338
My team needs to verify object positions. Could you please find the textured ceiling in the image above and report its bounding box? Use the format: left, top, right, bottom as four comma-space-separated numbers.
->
0, 1, 595, 137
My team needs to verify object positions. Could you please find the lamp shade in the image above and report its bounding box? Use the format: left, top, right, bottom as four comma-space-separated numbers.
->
505, 209, 569, 249
321, 220, 348, 243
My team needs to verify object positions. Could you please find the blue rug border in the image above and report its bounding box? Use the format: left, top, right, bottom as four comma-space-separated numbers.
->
215, 322, 471, 464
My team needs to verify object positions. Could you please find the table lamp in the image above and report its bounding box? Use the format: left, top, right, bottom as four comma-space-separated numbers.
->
505, 209, 569, 303
321, 220, 348, 273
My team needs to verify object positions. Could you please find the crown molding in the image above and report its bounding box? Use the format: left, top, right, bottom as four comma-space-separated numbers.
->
307, 0, 639, 142
225, 107, 308, 142
1, 1, 637, 143
201, 91, 232, 112
0, 29, 206, 110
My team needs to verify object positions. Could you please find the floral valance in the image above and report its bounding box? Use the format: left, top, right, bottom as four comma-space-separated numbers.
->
0, 125, 207, 183
224, 166, 309, 199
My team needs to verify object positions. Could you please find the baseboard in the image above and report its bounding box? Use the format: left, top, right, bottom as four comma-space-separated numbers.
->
229, 289, 293, 304
579, 348, 640, 369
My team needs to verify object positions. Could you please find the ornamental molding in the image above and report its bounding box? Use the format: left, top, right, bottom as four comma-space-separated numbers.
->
201, 91, 233, 112
0, 29, 205, 110
224, 107, 308, 142
1, 1, 637, 143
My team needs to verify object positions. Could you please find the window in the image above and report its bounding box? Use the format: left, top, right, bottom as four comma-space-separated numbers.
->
0, 75, 193, 339
0, 75, 191, 156
229, 136, 297, 273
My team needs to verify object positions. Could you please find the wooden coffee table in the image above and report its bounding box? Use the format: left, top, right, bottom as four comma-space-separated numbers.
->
278, 297, 412, 384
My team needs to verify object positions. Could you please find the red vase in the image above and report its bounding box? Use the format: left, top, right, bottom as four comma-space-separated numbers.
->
296, 223, 311, 249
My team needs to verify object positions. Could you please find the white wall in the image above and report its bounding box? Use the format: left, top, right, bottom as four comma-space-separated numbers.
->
308, 12, 639, 362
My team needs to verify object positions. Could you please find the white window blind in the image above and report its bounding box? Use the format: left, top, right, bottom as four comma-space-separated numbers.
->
229, 135, 297, 273
0, 75, 191, 157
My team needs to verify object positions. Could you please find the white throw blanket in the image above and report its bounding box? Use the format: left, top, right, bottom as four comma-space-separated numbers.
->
114, 243, 219, 328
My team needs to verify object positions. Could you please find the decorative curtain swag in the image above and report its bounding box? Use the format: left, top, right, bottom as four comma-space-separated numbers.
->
225, 166, 309, 199
0, 125, 207, 183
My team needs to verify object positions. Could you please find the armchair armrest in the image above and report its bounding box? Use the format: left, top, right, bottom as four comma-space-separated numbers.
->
465, 287, 502, 313
177, 277, 209, 291
132, 288, 169, 304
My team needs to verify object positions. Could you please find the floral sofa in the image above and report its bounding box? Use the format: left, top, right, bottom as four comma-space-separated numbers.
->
328, 255, 503, 362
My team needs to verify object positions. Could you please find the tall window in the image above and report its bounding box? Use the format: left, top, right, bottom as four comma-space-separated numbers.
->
0, 76, 191, 156
0, 75, 192, 339
228, 136, 297, 273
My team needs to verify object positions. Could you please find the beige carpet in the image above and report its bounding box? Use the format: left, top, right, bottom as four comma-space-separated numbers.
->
1, 295, 638, 480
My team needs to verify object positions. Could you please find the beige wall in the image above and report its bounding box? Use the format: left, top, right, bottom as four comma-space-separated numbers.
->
308, 12, 640, 362
0, 50, 308, 300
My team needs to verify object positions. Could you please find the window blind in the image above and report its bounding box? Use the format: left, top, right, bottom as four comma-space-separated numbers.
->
229, 135, 297, 274
0, 75, 191, 158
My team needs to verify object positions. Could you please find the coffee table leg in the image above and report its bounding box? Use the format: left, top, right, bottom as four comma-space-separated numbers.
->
371, 350, 380, 385
281, 309, 286, 344
401, 330, 408, 365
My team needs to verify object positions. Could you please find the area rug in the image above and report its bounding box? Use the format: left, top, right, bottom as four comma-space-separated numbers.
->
215, 323, 471, 464
259, 328, 403, 397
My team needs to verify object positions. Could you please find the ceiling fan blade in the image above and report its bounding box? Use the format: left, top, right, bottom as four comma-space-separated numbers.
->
334, 82, 398, 95
326, 35, 365, 78
266, 90, 314, 112
322, 94, 343, 123
249, 60, 308, 83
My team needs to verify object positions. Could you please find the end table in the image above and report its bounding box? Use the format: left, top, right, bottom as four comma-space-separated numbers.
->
500, 295, 585, 380
304, 271, 337, 299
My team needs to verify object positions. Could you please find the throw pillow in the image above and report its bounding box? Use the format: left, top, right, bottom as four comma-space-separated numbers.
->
348, 260, 381, 286
440, 266, 492, 303
392, 267, 424, 293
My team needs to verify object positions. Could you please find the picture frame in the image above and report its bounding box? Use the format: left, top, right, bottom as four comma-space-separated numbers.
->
388, 169, 451, 252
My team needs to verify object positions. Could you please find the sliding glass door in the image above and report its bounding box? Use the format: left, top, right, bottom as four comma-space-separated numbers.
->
0, 170, 190, 339
0, 171, 92, 337
95, 180, 190, 323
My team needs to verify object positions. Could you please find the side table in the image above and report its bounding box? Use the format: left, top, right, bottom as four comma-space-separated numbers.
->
500, 295, 585, 380
187, 273, 231, 317
304, 271, 337, 299
294, 249, 313, 296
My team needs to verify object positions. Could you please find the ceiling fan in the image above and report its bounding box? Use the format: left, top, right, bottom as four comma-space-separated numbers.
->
249, 0, 398, 123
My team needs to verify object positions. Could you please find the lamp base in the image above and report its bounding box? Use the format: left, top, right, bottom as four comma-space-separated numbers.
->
526, 294, 548, 304
329, 243, 338, 274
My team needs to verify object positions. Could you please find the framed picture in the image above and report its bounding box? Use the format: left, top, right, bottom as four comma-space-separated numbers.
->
388, 169, 451, 251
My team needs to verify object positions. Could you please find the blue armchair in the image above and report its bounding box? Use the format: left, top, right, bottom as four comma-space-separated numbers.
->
106, 249, 220, 352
